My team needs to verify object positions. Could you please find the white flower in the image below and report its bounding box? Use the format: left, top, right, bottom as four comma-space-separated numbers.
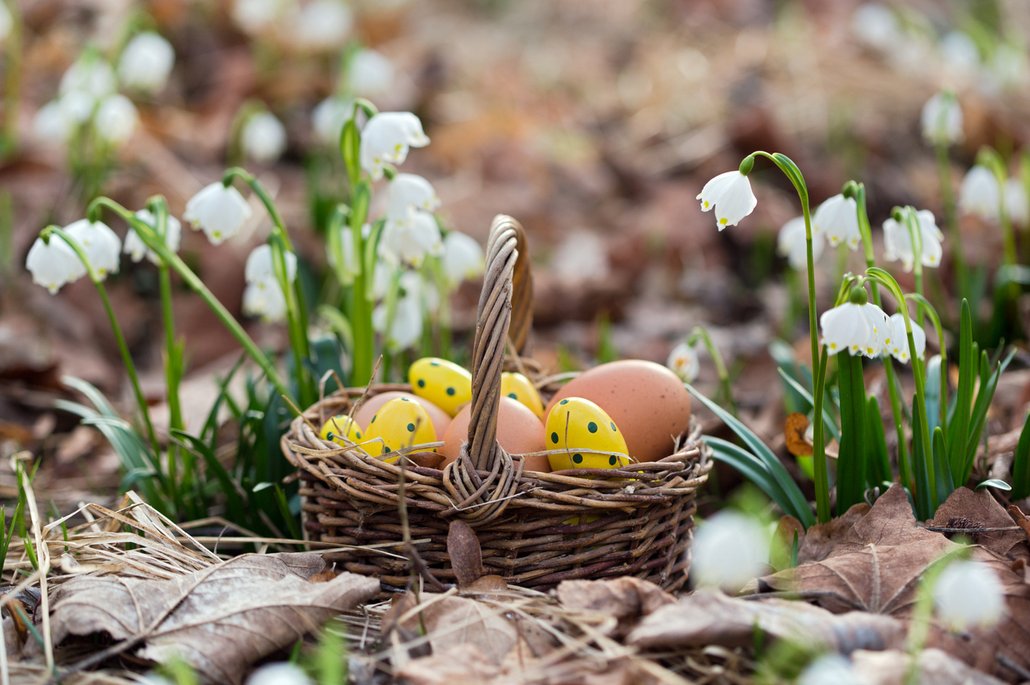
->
921, 92, 963, 146
933, 560, 1005, 631
359, 112, 429, 180
958, 165, 1000, 221
292, 0, 352, 51
59, 90, 97, 124
850, 4, 899, 53
313, 96, 352, 144
373, 272, 425, 350
820, 300, 890, 358
885, 313, 926, 364
125, 209, 182, 264
59, 55, 116, 100
243, 278, 288, 322
883, 209, 943, 271
441, 231, 484, 289
387, 174, 440, 219
378, 211, 442, 267
184, 182, 252, 245
812, 194, 861, 250
33, 101, 74, 143
987, 45, 1026, 93
65, 219, 121, 278
667, 340, 700, 383
1004, 178, 1028, 227
691, 511, 770, 591
245, 662, 313, 685
349, 49, 394, 97
696, 170, 757, 230
939, 31, 980, 77
241, 111, 287, 163
798, 654, 861, 685
0, 3, 12, 44
777, 215, 825, 269
118, 32, 175, 93
231, 0, 288, 34
26, 237, 87, 294
245, 244, 298, 284
94, 94, 138, 146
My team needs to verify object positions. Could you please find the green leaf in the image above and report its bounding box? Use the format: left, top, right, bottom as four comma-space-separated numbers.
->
947, 300, 975, 484
866, 396, 890, 485
339, 117, 361, 188
835, 352, 868, 513
976, 479, 1011, 492
1012, 412, 1030, 500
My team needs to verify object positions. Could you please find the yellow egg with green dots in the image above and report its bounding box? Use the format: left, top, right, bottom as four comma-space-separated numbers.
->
408, 357, 473, 416
545, 397, 631, 471
362, 396, 438, 462
319, 415, 365, 447
500, 372, 545, 417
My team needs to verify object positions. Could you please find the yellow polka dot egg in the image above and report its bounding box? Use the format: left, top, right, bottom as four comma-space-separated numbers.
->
319, 415, 364, 447
362, 396, 438, 462
500, 372, 545, 417
545, 397, 631, 471
408, 357, 473, 416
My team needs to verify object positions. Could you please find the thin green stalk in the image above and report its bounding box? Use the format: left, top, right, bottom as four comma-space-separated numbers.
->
907, 293, 948, 429
935, 142, 964, 298
1, 1, 22, 158
902, 207, 926, 327
688, 325, 737, 415
348, 182, 374, 385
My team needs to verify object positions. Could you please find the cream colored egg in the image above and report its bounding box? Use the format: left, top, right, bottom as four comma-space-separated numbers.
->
500, 372, 545, 417
545, 397, 630, 471
362, 397, 438, 462
408, 357, 473, 416
319, 414, 365, 447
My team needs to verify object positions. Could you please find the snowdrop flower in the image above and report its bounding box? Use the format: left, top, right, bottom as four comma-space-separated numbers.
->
349, 49, 394, 98
313, 96, 352, 144
798, 654, 861, 685
359, 112, 429, 180
373, 271, 426, 350
933, 560, 1005, 631
883, 209, 943, 271
59, 90, 97, 124
241, 111, 287, 164
441, 231, 484, 289
696, 170, 757, 230
777, 215, 825, 269
184, 182, 252, 245
232, 0, 288, 35
245, 662, 313, 685
812, 194, 860, 250
0, 3, 12, 44
921, 92, 963, 146
243, 278, 288, 322
691, 511, 770, 591
378, 211, 443, 267
820, 293, 890, 358
125, 209, 182, 264
958, 165, 1000, 221
26, 237, 87, 293
850, 4, 899, 53
987, 45, 1026, 93
885, 313, 926, 364
292, 0, 352, 51
59, 55, 116, 100
245, 244, 298, 284
65, 219, 121, 278
387, 174, 440, 219
939, 31, 980, 78
1004, 178, 1028, 227
118, 32, 175, 93
33, 101, 75, 143
94, 94, 139, 146
667, 340, 700, 383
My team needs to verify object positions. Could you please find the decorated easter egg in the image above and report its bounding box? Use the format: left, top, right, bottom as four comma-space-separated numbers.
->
409, 357, 473, 416
500, 372, 545, 417
545, 397, 630, 471
353, 391, 451, 438
440, 397, 549, 472
319, 415, 364, 446
545, 360, 691, 462
362, 397, 438, 461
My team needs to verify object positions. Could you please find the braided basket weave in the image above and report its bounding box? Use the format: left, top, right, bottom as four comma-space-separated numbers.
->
282, 216, 710, 592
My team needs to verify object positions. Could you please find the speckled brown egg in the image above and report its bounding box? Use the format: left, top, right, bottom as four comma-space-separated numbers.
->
544, 360, 692, 463
440, 397, 549, 472
353, 391, 451, 438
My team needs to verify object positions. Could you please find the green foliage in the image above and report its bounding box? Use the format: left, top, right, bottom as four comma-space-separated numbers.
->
1010, 413, 1030, 500
835, 352, 868, 513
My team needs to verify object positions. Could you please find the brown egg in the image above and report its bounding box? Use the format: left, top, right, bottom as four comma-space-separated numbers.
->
353, 391, 451, 438
544, 360, 692, 463
441, 397, 550, 472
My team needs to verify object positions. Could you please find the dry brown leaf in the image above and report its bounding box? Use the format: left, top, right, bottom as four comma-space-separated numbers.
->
395, 643, 502, 685
556, 577, 674, 638
930, 488, 1028, 561
784, 412, 811, 457
851, 648, 1005, 685
49, 553, 379, 684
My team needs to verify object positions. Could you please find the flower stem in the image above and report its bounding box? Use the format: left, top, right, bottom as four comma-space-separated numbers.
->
935, 142, 965, 298
688, 325, 737, 415
348, 182, 374, 385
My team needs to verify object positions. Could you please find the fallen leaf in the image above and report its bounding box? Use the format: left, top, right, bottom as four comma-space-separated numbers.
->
930, 488, 1028, 561
556, 577, 674, 638
784, 412, 811, 457
850, 648, 1005, 685
395, 643, 502, 685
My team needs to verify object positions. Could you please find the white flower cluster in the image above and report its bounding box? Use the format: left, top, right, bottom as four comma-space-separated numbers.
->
232, 0, 352, 53
312, 49, 398, 145
243, 244, 298, 322
820, 296, 926, 364
959, 164, 1029, 228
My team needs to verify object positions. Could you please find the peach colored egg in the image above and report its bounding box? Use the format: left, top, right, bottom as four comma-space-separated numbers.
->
353, 391, 451, 438
440, 397, 549, 472
544, 360, 692, 463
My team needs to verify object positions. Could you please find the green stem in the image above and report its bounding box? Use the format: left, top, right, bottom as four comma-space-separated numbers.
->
1, 1, 22, 158
689, 325, 737, 415
903, 208, 926, 328
935, 142, 964, 298
348, 182, 374, 385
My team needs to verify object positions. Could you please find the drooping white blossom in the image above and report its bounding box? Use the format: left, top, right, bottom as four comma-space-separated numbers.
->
691, 511, 770, 591
958, 165, 1000, 221
387, 173, 440, 220
184, 182, 252, 245
798, 655, 861, 685
33, 101, 75, 143
373, 271, 426, 350
26, 237, 87, 293
441, 231, 484, 289
885, 313, 926, 364
231, 0, 288, 35
939, 31, 980, 79
245, 244, 298, 284
313, 96, 352, 144
667, 340, 700, 383
125, 209, 182, 264
65, 219, 121, 278
242, 278, 288, 322
118, 32, 175, 93
58, 90, 97, 124
850, 4, 899, 53
291, 0, 352, 51
933, 560, 1005, 631
812, 194, 861, 250
696, 170, 757, 230
921, 92, 963, 146
349, 49, 394, 97
59, 55, 116, 100
378, 210, 443, 267
359, 112, 429, 180
245, 662, 313, 685
241, 111, 287, 164
883, 209, 943, 271
777, 216, 825, 270
1004, 178, 1029, 227
93, 94, 139, 146
820, 299, 891, 358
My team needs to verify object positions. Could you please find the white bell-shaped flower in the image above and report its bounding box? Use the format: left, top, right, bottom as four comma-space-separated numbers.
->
885, 313, 926, 364
921, 92, 963, 146
441, 231, 484, 289
359, 112, 429, 180
777, 215, 825, 269
118, 32, 175, 93
241, 111, 287, 164
125, 209, 182, 265
59, 55, 116, 100
933, 560, 1005, 631
820, 297, 890, 358
387, 174, 440, 220
667, 340, 700, 383
59, 90, 97, 124
242, 278, 288, 323
26, 237, 87, 294
94, 94, 139, 146
798, 655, 861, 685
812, 194, 861, 250
291, 0, 352, 51
372, 272, 425, 351
65, 219, 121, 279
246, 662, 313, 685
313, 96, 352, 144
378, 211, 443, 267
245, 244, 298, 284
883, 209, 943, 271
349, 49, 394, 98
850, 4, 899, 53
939, 31, 980, 78
231, 0, 288, 35
184, 182, 252, 245
33, 101, 75, 143
691, 511, 770, 591
958, 165, 1000, 221
1004, 178, 1029, 227
0, 3, 12, 44
696, 170, 757, 230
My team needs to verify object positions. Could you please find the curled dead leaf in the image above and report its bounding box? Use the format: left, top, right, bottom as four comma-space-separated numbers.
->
784, 412, 811, 457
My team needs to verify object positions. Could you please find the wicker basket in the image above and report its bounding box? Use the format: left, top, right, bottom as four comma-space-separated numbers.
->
282, 215, 711, 592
